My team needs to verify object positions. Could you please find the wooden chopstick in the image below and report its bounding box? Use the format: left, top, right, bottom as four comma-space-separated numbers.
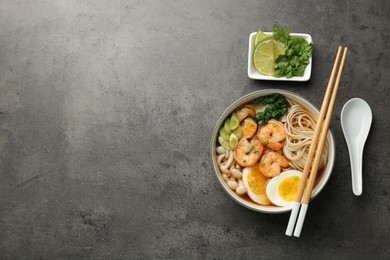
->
302, 47, 349, 205
293, 47, 348, 237
286, 46, 343, 236
286, 46, 348, 237
297, 46, 343, 202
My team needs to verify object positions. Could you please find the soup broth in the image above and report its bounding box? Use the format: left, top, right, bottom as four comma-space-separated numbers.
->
215, 94, 329, 207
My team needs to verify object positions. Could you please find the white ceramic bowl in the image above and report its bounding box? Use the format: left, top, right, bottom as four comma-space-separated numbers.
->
247, 32, 312, 81
210, 89, 335, 214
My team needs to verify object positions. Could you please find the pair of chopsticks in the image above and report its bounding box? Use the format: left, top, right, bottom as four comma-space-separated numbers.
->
286, 46, 348, 237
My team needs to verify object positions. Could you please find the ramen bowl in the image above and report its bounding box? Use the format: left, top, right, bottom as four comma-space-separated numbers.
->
210, 89, 335, 214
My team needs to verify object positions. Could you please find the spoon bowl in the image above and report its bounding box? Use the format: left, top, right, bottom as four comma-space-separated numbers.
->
341, 98, 372, 196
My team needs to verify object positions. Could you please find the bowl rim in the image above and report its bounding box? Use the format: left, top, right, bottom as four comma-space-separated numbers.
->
210, 89, 335, 214
247, 32, 313, 81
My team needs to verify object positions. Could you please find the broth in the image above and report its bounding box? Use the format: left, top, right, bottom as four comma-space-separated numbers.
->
215, 94, 330, 207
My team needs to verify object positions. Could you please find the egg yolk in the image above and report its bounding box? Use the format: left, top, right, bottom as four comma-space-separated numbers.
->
278, 176, 301, 201
248, 168, 268, 195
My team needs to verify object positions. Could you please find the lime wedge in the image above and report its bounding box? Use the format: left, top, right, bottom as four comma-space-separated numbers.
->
256, 36, 273, 47
253, 39, 286, 75
273, 40, 286, 58
254, 29, 271, 46
253, 39, 275, 75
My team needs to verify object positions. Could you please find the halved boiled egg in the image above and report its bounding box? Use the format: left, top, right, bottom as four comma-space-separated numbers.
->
242, 166, 271, 205
266, 170, 302, 207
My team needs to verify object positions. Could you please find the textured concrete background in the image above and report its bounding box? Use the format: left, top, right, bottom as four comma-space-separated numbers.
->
0, 0, 389, 259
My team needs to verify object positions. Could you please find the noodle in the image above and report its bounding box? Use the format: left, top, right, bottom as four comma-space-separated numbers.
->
283, 101, 329, 171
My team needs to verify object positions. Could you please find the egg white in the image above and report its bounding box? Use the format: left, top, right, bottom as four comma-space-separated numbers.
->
242, 167, 271, 205
266, 170, 303, 207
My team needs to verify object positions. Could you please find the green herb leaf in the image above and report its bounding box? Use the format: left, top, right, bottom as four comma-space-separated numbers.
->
272, 24, 313, 78
254, 94, 287, 125
273, 24, 289, 45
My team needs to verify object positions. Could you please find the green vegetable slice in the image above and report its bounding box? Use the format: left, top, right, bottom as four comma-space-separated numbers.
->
229, 113, 239, 130
224, 119, 232, 134
229, 133, 239, 150
218, 136, 230, 150
219, 128, 229, 141
232, 125, 243, 140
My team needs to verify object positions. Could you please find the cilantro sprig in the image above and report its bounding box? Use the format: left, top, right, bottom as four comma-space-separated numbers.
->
272, 24, 313, 78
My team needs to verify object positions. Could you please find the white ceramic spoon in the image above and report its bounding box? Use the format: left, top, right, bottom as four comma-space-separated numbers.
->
341, 98, 372, 196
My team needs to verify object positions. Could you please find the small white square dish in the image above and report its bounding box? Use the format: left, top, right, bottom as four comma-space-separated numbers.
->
247, 32, 313, 81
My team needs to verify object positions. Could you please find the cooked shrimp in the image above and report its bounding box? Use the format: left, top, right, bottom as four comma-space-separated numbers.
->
234, 137, 263, 167
242, 118, 258, 139
236, 107, 256, 122
259, 151, 289, 177
257, 119, 286, 151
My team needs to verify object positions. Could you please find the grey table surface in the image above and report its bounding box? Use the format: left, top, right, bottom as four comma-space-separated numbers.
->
0, 0, 389, 259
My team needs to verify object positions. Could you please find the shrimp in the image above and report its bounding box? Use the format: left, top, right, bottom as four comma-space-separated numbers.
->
259, 151, 289, 177
257, 119, 286, 151
242, 117, 258, 139
236, 107, 256, 122
234, 136, 264, 167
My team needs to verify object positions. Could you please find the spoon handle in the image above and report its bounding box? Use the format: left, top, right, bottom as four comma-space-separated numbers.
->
349, 146, 363, 196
